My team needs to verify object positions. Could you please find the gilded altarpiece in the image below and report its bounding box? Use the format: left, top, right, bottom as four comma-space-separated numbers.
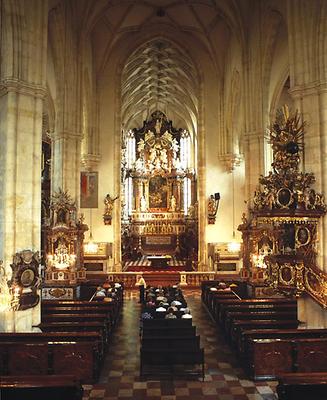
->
239, 107, 327, 306
43, 189, 88, 300
121, 111, 198, 267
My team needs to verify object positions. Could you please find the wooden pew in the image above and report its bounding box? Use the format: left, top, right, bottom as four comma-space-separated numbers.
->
230, 319, 299, 347
142, 335, 201, 351
224, 310, 297, 337
201, 280, 247, 306
245, 337, 327, 380
0, 341, 99, 383
0, 332, 104, 361
42, 300, 120, 327
0, 375, 83, 400
217, 298, 297, 324
276, 372, 327, 400
142, 318, 193, 329
239, 328, 327, 357
140, 347, 205, 380
209, 291, 239, 318
142, 326, 197, 338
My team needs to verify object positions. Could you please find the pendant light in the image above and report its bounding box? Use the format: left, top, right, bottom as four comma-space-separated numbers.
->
84, 208, 98, 254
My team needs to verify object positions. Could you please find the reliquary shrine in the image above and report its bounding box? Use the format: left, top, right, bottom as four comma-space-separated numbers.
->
239, 107, 327, 307
121, 111, 198, 266
43, 189, 88, 299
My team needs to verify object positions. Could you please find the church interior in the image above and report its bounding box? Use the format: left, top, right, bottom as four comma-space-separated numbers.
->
0, 0, 327, 399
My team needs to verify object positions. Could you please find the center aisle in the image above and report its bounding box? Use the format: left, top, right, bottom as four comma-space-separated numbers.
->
82, 290, 278, 400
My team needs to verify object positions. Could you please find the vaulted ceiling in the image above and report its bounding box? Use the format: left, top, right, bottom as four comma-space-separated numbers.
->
49, 0, 249, 132
121, 39, 199, 132
87, 0, 242, 131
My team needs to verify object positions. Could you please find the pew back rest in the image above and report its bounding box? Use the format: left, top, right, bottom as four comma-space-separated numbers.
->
0, 374, 83, 400
142, 326, 196, 337
142, 319, 193, 329
141, 335, 201, 351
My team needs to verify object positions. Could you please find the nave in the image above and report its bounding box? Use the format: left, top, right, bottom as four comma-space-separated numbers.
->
82, 290, 277, 400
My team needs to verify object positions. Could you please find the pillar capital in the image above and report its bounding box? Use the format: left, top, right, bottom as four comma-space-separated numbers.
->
81, 154, 101, 171
0, 78, 47, 99
51, 131, 83, 141
289, 81, 327, 99
217, 153, 243, 172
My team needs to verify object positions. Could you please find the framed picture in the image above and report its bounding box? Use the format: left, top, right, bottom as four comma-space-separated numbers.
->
276, 187, 293, 208
295, 226, 311, 247
80, 172, 98, 208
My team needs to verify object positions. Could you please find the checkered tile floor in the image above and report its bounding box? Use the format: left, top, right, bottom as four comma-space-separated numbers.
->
82, 290, 278, 400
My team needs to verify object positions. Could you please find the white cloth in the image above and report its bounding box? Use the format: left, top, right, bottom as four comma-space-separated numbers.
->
156, 306, 166, 312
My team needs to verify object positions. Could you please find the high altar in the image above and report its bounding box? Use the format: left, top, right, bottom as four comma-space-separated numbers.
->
121, 111, 198, 265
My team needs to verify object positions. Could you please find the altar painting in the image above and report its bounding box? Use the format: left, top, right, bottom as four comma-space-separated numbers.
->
149, 176, 167, 209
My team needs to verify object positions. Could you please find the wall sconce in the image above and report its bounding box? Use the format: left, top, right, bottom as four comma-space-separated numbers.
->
208, 192, 220, 224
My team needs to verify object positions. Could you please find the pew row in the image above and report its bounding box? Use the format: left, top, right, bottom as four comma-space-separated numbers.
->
140, 319, 204, 380
276, 372, 327, 400
0, 375, 83, 400
0, 341, 99, 383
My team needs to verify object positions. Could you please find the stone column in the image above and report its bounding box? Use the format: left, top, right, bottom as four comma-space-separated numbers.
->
0, 82, 45, 268
51, 132, 83, 202
243, 132, 265, 205
0, 0, 48, 331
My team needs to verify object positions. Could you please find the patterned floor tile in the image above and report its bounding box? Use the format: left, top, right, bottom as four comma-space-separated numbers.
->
82, 289, 278, 400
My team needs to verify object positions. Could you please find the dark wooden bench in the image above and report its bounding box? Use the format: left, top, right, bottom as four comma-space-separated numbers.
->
142, 335, 201, 351
230, 319, 299, 347
201, 280, 247, 306
239, 328, 327, 357
142, 318, 193, 329
0, 341, 99, 383
0, 331, 105, 360
246, 337, 327, 380
140, 348, 205, 380
217, 298, 296, 324
142, 326, 197, 338
276, 372, 327, 400
42, 298, 122, 326
0, 374, 83, 400
224, 310, 297, 336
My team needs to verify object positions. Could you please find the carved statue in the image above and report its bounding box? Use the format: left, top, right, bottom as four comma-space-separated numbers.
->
103, 194, 119, 225
104, 194, 119, 216
140, 195, 147, 212
170, 194, 176, 212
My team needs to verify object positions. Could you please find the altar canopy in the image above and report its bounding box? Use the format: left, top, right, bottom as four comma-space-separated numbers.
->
121, 111, 198, 268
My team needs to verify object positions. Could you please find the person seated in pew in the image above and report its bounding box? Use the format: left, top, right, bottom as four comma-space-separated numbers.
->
94, 286, 106, 300
181, 308, 192, 319
156, 294, 167, 303
171, 299, 182, 307
156, 302, 167, 312
169, 304, 178, 312
165, 307, 177, 319
146, 297, 156, 308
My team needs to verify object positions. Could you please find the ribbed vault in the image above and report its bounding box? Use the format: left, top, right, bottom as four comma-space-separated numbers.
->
121, 39, 199, 134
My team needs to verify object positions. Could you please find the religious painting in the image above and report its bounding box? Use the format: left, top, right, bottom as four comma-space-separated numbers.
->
276, 187, 293, 208
149, 176, 168, 209
80, 172, 98, 208
295, 226, 311, 247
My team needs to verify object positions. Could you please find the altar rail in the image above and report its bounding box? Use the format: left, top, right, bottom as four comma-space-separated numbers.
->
104, 272, 243, 288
